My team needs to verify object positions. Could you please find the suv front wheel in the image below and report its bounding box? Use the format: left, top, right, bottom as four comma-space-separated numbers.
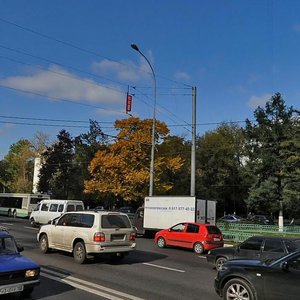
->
73, 241, 86, 264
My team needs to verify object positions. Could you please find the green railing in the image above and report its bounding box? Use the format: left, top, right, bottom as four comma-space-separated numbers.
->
217, 222, 300, 243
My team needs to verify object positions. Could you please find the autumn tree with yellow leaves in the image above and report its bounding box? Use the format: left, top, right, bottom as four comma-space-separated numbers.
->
84, 117, 185, 202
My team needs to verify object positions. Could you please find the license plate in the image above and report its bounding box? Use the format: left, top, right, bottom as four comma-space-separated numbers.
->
111, 234, 125, 241
0, 285, 24, 295
214, 237, 220, 241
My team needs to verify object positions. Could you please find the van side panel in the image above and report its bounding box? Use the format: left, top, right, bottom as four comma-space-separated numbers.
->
30, 200, 84, 225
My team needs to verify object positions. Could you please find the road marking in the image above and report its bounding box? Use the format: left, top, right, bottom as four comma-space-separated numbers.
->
24, 226, 39, 231
1, 222, 13, 226
41, 267, 144, 300
198, 255, 207, 259
142, 262, 185, 273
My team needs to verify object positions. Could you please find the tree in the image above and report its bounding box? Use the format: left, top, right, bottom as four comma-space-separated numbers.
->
72, 120, 108, 206
38, 130, 74, 198
243, 93, 296, 216
84, 117, 185, 204
3, 139, 34, 193
196, 123, 247, 216
280, 115, 300, 217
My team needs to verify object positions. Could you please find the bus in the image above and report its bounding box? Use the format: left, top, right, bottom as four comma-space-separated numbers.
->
0, 193, 50, 218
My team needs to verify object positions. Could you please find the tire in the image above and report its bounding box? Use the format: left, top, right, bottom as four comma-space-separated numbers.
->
223, 278, 257, 300
157, 237, 166, 248
30, 218, 37, 227
12, 210, 17, 218
73, 241, 86, 264
39, 234, 50, 253
193, 242, 204, 254
216, 256, 227, 271
22, 287, 34, 298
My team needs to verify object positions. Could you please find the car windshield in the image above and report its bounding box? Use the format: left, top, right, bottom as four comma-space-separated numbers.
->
0, 237, 18, 255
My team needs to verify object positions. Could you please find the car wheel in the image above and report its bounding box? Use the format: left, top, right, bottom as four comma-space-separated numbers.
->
30, 218, 37, 227
73, 241, 86, 264
22, 287, 34, 298
157, 237, 166, 248
193, 242, 204, 254
39, 234, 50, 253
223, 278, 257, 300
12, 210, 17, 218
216, 256, 227, 271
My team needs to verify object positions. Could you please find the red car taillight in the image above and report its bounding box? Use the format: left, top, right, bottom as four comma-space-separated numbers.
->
93, 232, 105, 242
129, 232, 136, 241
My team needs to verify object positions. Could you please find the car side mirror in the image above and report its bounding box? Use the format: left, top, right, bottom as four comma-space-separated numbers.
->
17, 246, 24, 252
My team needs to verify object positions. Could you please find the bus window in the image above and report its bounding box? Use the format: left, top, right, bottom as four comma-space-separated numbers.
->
58, 204, 64, 212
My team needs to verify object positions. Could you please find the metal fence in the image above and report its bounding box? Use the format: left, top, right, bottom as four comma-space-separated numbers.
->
217, 222, 300, 243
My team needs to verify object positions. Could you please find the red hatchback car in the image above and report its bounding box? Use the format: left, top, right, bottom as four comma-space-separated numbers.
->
154, 222, 223, 254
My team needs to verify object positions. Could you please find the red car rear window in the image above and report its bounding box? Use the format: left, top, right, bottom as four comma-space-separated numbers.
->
206, 226, 221, 234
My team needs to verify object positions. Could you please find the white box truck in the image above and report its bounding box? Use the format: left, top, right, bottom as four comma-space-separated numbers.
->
132, 196, 216, 236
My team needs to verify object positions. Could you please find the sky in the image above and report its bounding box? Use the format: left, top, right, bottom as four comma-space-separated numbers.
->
1, 0, 300, 159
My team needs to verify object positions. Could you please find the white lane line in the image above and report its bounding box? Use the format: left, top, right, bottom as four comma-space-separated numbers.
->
1, 223, 13, 226
41, 268, 144, 300
198, 255, 207, 259
24, 226, 39, 231
142, 262, 185, 273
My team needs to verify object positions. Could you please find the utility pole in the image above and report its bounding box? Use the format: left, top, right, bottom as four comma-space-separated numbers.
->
190, 86, 197, 196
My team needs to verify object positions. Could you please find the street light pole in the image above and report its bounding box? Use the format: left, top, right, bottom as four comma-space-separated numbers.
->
131, 43, 156, 196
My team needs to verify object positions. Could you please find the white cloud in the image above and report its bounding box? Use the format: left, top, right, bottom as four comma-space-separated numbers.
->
0, 65, 123, 105
174, 71, 191, 81
95, 108, 127, 117
92, 57, 152, 82
248, 94, 272, 109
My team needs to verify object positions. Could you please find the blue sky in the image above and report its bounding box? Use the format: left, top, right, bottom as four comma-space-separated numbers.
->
1, 0, 300, 159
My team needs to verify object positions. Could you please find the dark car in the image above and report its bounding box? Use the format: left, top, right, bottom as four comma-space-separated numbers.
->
217, 215, 243, 223
0, 228, 40, 297
214, 250, 300, 300
247, 214, 275, 225
207, 235, 300, 271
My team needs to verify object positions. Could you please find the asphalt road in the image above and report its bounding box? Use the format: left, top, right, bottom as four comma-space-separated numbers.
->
0, 216, 221, 300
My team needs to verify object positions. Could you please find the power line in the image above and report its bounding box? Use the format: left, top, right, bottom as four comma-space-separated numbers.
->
0, 17, 191, 88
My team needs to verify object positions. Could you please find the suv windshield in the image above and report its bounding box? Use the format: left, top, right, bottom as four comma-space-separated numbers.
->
101, 214, 131, 228
0, 237, 18, 255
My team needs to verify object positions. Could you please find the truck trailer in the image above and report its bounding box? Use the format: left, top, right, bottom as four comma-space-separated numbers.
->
132, 196, 216, 236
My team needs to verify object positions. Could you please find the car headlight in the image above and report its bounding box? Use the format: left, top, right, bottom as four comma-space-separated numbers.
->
25, 269, 39, 278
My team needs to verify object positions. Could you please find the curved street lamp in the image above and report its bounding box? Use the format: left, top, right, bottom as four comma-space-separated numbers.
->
131, 43, 157, 196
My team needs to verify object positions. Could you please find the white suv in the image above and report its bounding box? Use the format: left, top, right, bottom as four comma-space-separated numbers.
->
37, 211, 136, 263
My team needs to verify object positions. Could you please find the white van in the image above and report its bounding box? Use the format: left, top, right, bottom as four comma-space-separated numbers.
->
29, 199, 84, 226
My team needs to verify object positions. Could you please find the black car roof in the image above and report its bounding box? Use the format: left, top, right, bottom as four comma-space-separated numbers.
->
248, 235, 300, 241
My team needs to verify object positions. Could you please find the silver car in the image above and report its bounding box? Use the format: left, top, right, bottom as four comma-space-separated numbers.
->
37, 211, 136, 263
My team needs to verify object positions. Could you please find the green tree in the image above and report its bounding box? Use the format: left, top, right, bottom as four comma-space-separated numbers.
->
280, 115, 300, 217
3, 139, 34, 193
243, 93, 295, 216
196, 123, 247, 216
38, 130, 74, 198
72, 120, 108, 206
